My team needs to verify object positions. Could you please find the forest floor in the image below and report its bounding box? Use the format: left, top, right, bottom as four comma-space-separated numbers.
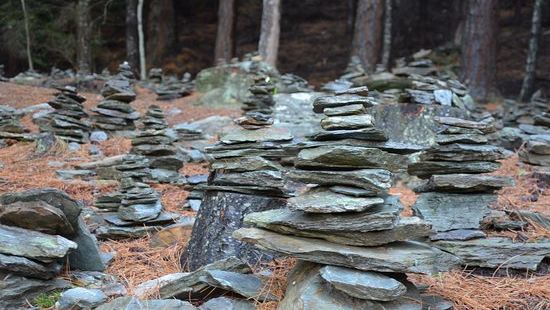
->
0, 82, 549, 309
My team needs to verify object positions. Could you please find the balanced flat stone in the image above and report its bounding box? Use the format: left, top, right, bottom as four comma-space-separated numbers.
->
211, 156, 282, 172
202, 270, 277, 301
0, 224, 77, 262
118, 200, 162, 222
319, 266, 406, 301
245, 210, 429, 246
288, 189, 384, 213
435, 116, 495, 133
420, 144, 508, 162
415, 174, 515, 193
0, 252, 62, 279
412, 192, 495, 232
0, 200, 74, 235
329, 186, 378, 197
295, 146, 407, 171
199, 297, 254, 310
408, 161, 501, 178
334, 86, 369, 96
323, 104, 365, 116
219, 126, 293, 144
57, 288, 108, 310
320, 115, 374, 131
309, 128, 387, 141
234, 228, 461, 275
288, 169, 392, 194
435, 134, 488, 144
433, 237, 550, 270
430, 229, 486, 241
313, 94, 376, 113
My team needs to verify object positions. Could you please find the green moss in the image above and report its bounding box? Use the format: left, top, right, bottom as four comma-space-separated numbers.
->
32, 290, 62, 309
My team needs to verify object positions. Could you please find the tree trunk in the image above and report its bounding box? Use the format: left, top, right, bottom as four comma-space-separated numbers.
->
258, 0, 281, 67
20, 0, 33, 71
137, 0, 146, 80
146, 0, 175, 68
77, 0, 92, 74
518, 0, 544, 102
460, 0, 498, 102
381, 0, 392, 70
214, 0, 236, 64
347, 0, 357, 34
351, 0, 384, 73
125, 0, 139, 71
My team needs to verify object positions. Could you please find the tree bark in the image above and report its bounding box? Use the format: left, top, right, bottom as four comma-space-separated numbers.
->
20, 0, 33, 71
77, 0, 92, 74
214, 0, 236, 65
125, 0, 139, 71
137, 0, 146, 80
146, 0, 175, 68
381, 0, 392, 70
351, 0, 384, 73
518, 0, 544, 102
258, 0, 281, 67
460, 0, 498, 102
347, 0, 357, 34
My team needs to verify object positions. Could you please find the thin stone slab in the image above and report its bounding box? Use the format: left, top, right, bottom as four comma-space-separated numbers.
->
0, 224, 77, 262
199, 297, 254, 310
234, 228, 461, 275
329, 185, 378, 197
0, 272, 71, 309
211, 156, 282, 172
320, 114, 374, 130
57, 288, 108, 310
288, 189, 384, 213
433, 237, 550, 270
435, 116, 495, 133
0, 200, 74, 235
219, 126, 293, 144
118, 200, 162, 222
319, 266, 407, 301
415, 174, 515, 193
0, 253, 62, 279
309, 128, 388, 141
289, 169, 392, 194
408, 161, 501, 178
103, 211, 179, 227
295, 145, 407, 171
412, 192, 496, 232
211, 170, 284, 189
95, 225, 162, 240
435, 134, 488, 144
245, 210, 429, 246
313, 94, 376, 113
323, 104, 366, 116
421, 144, 508, 162
202, 270, 277, 301
430, 229, 486, 241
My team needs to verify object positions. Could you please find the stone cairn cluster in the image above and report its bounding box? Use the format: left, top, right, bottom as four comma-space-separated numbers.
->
236, 75, 276, 129
518, 109, 550, 167
149, 68, 193, 101
0, 105, 26, 136
41, 86, 90, 144
130, 105, 185, 183
234, 87, 461, 308
0, 189, 105, 309
409, 116, 514, 242
92, 63, 140, 132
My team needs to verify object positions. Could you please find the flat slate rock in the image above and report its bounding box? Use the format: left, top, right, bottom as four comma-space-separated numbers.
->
211, 156, 282, 172
435, 116, 495, 133
421, 143, 508, 162
202, 270, 277, 301
219, 126, 293, 144
309, 127, 387, 141
313, 94, 376, 113
234, 228, 460, 275
435, 133, 488, 144
295, 145, 407, 172
415, 174, 515, 193
199, 297, 254, 310
57, 288, 108, 310
319, 265, 407, 301
95, 225, 161, 240
329, 185, 378, 197
433, 237, 550, 270
323, 104, 366, 116
0, 252, 62, 279
245, 210, 429, 246
288, 189, 384, 213
320, 114, 374, 131
0, 200, 74, 236
278, 261, 423, 310
288, 169, 392, 194
408, 161, 501, 178
118, 200, 162, 222
430, 229, 487, 241
412, 192, 495, 232
0, 272, 71, 309
0, 224, 77, 262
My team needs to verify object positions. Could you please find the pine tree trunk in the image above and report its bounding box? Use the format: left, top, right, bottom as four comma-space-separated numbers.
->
214, 0, 236, 64
351, 0, 384, 73
518, 0, 544, 102
125, 0, 139, 71
381, 0, 392, 70
20, 0, 33, 71
77, 0, 92, 74
347, 0, 357, 34
137, 0, 146, 80
460, 0, 498, 102
258, 0, 281, 67
146, 0, 175, 68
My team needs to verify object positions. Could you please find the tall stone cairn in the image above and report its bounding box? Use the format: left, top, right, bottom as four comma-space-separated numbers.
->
234, 86, 462, 309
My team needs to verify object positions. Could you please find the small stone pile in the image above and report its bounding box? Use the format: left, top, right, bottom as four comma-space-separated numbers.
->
131, 105, 185, 183
409, 116, 513, 241
148, 68, 163, 84
241, 75, 276, 114
234, 87, 460, 309
41, 86, 90, 144
0, 189, 105, 309
91, 63, 139, 132
0, 105, 26, 134
154, 73, 193, 101
518, 109, 550, 167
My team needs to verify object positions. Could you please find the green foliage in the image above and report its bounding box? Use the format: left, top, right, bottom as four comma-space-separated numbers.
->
32, 290, 62, 309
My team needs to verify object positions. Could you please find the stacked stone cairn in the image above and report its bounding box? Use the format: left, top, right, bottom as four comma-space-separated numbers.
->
40, 86, 90, 144
131, 105, 185, 183
409, 116, 514, 241
518, 108, 550, 167
91, 63, 140, 132
234, 87, 461, 309
154, 72, 193, 101
0, 105, 28, 142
